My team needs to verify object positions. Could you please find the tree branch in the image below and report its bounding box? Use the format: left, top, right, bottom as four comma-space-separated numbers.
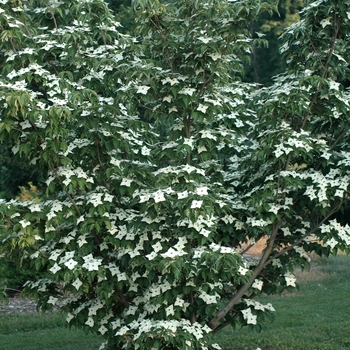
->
208, 221, 282, 330
42, 0, 58, 30
264, 200, 345, 268
115, 286, 129, 308
301, 14, 340, 130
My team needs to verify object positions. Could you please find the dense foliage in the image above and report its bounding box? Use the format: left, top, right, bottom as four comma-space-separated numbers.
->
1, 0, 350, 349
0, 0, 308, 199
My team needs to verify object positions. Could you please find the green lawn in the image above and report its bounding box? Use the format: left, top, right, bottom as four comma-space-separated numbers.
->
0, 313, 103, 350
213, 254, 350, 350
0, 255, 349, 350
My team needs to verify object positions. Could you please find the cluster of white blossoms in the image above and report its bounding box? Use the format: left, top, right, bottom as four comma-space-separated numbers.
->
136, 181, 211, 207
284, 272, 297, 287
241, 307, 257, 325
198, 290, 220, 305
273, 133, 314, 158
111, 318, 222, 349
251, 279, 264, 290
320, 219, 350, 247
263, 158, 349, 210
246, 217, 272, 228
46, 166, 94, 187
245, 299, 276, 313
303, 173, 349, 206
241, 299, 276, 326
82, 254, 103, 271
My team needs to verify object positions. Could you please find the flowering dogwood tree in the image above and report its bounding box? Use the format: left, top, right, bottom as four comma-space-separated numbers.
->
1, 0, 350, 349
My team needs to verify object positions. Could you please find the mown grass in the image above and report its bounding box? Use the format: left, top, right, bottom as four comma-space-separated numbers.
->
0, 254, 349, 350
0, 312, 103, 350
214, 254, 350, 350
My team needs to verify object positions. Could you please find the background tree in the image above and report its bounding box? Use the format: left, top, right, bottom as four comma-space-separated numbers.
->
1, 1, 350, 350
0, 145, 43, 199
0, 0, 40, 199
106, 0, 136, 34
244, 0, 306, 85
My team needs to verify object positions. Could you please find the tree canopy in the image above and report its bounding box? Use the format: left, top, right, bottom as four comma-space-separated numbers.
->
1, 0, 350, 349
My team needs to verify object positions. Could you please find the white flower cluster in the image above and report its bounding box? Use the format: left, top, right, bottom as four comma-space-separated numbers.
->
284, 272, 297, 287
241, 307, 257, 325
82, 254, 102, 271
251, 279, 264, 290
46, 166, 94, 187
115, 318, 214, 343
198, 290, 220, 305
303, 172, 349, 207
153, 164, 206, 177
245, 298, 275, 312
320, 219, 350, 247
241, 299, 276, 326
246, 217, 272, 227
45, 200, 64, 220
62, 138, 93, 156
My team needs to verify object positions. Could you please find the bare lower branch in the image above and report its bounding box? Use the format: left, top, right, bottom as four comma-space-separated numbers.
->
240, 243, 255, 256
208, 221, 282, 330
